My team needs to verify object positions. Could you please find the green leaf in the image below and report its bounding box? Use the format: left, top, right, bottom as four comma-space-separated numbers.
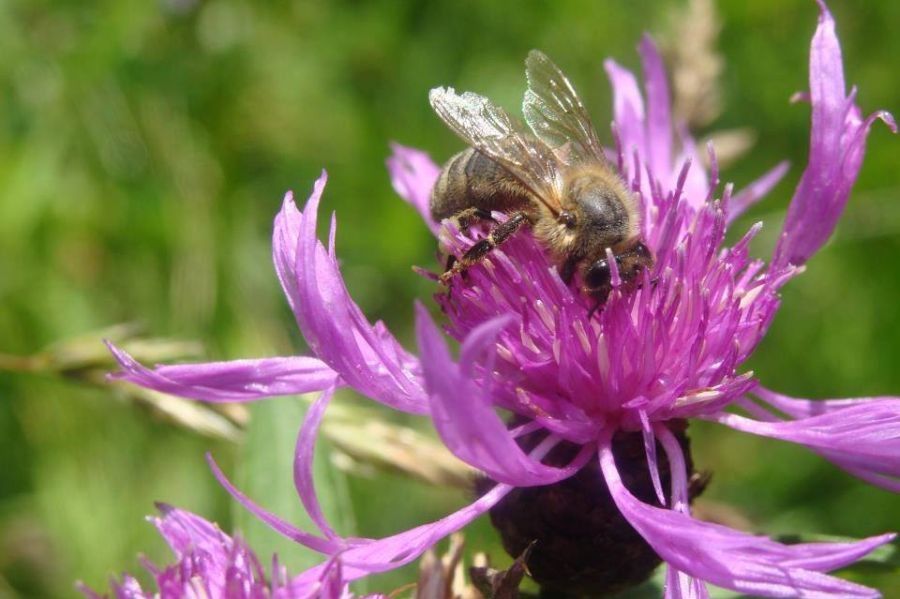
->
234, 395, 355, 572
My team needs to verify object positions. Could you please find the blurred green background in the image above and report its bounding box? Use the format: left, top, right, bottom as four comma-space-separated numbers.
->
1, 0, 898, 597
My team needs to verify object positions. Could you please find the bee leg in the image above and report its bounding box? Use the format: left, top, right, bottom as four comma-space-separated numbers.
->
688, 470, 713, 498
440, 211, 529, 285
451, 207, 497, 232
444, 254, 470, 285
559, 257, 578, 285
587, 297, 605, 319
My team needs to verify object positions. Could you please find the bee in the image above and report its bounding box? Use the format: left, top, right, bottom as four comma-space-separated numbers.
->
429, 50, 653, 306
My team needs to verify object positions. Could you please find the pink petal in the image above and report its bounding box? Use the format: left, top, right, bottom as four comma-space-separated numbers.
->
745, 389, 900, 491
639, 411, 665, 506
279, 554, 385, 599
280, 555, 350, 599
727, 161, 790, 224
598, 429, 893, 598
386, 143, 441, 235
151, 505, 243, 597
754, 386, 886, 419
151, 503, 231, 558
107, 342, 340, 403
415, 303, 590, 486
109, 576, 147, 599
665, 568, 709, 599
606, 45, 714, 206
655, 425, 710, 599
672, 130, 710, 207
604, 58, 646, 174
773, 1, 896, 269
639, 35, 673, 178
291, 483, 513, 585
294, 386, 341, 541
206, 453, 341, 555
832, 465, 900, 494
706, 401, 900, 485
273, 173, 429, 415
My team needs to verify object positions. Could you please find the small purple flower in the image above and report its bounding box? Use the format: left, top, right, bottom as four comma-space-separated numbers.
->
77, 505, 367, 599
109, 2, 898, 597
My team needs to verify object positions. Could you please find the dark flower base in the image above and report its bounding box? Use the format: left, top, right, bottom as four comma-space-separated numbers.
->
476, 421, 702, 598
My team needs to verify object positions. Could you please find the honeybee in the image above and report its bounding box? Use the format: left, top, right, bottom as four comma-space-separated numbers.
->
429, 50, 652, 306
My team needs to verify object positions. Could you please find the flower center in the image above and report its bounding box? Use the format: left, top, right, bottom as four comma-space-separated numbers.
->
476, 420, 705, 596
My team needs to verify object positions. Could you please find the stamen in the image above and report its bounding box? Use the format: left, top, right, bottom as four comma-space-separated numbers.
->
573, 319, 592, 355
535, 300, 556, 332
605, 247, 622, 288
705, 140, 719, 204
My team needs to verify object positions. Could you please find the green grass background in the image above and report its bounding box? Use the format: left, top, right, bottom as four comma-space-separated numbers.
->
0, 0, 898, 596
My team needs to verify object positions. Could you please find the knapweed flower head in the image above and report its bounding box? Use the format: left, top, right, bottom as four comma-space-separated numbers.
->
78, 505, 366, 599
108, 2, 898, 597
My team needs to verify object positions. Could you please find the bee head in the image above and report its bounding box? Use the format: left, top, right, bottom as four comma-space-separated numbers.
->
562, 172, 638, 257
581, 241, 654, 307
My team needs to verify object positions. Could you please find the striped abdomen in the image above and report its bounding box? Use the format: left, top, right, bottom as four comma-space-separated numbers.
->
429, 148, 533, 222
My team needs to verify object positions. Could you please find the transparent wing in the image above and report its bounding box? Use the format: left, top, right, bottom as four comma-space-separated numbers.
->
523, 50, 606, 165
429, 86, 563, 211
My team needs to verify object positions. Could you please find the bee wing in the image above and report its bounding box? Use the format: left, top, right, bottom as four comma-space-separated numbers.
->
429, 86, 563, 212
523, 50, 607, 165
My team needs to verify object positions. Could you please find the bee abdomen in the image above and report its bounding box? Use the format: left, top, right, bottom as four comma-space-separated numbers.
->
430, 149, 470, 221
430, 148, 532, 223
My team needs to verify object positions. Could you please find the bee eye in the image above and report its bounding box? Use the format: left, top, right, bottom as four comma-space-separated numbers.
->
584, 258, 611, 290
558, 211, 577, 229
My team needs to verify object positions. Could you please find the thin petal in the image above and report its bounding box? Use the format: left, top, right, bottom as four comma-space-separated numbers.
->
151, 503, 230, 558
665, 567, 709, 599
151, 505, 245, 597
639, 410, 665, 506
639, 35, 673, 178
727, 161, 790, 224
754, 386, 885, 419
655, 425, 710, 599
107, 342, 340, 403
415, 303, 589, 486
294, 386, 340, 541
706, 402, 900, 483
318, 558, 347, 599
386, 143, 441, 235
598, 429, 892, 598
832, 465, 900, 494
291, 483, 513, 585
280, 554, 350, 599
673, 129, 710, 207
745, 388, 900, 491
773, 2, 896, 268
604, 58, 646, 171
273, 173, 429, 415
206, 453, 341, 555
110, 576, 147, 599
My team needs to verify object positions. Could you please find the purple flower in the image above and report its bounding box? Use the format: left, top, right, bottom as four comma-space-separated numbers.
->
77, 505, 369, 599
109, 2, 898, 597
